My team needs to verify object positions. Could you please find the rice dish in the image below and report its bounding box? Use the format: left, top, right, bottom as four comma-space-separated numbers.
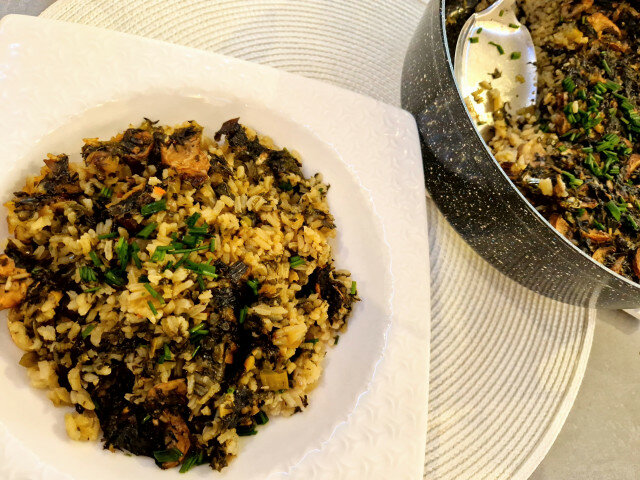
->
0, 118, 357, 471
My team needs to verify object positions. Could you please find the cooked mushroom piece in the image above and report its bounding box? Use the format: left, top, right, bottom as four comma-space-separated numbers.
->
0, 254, 30, 310
160, 123, 210, 184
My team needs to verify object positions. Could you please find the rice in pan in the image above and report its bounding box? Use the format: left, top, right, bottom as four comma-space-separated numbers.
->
0, 118, 357, 471
472, 0, 640, 282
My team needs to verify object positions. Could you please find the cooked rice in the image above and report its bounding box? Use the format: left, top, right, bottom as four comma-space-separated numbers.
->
0, 118, 357, 471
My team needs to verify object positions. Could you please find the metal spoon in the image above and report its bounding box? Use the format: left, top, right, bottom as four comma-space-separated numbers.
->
454, 0, 537, 130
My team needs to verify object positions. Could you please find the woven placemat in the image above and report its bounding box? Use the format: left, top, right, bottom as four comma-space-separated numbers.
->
41, 1, 596, 478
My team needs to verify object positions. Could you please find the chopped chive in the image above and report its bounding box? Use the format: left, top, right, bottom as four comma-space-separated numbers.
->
582, 146, 593, 153
144, 283, 165, 305
237, 426, 257, 436
209, 238, 216, 252
136, 222, 157, 239
153, 448, 181, 464
148, 301, 158, 316
577, 89, 587, 100
499, 9, 504, 16
335, 335, 340, 345
605, 200, 622, 221
188, 226, 209, 236
79, 266, 98, 283
141, 199, 167, 217
81, 324, 95, 339
477, 27, 483, 33
167, 244, 211, 254
510, 51, 521, 60
350, 281, 357, 295
239, 306, 248, 324
158, 344, 172, 364
605, 80, 621, 92
508, 23, 519, 29
289, 256, 305, 268
98, 232, 117, 240
89, 251, 103, 268
151, 246, 168, 262
99, 186, 113, 198
602, 58, 612, 76
83, 286, 101, 293
254, 411, 269, 425
488, 41, 505, 55
173, 255, 187, 270
469, 37, 479, 44
197, 275, 205, 291
105, 270, 125, 287
227, 386, 236, 394
593, 219, 606, 231
562, 77, 576, 93
138, 275, 149, 283
247, 279, 259, 296
627, 215, 639, 231
115, 237, 129, 269
182, 234, 197, 247
558, 144, 568, 152
142, 414, 151, 424
186, 212, 201, 228
189, 323, 209, 335
191, 345, 201, 359
183, 260, 217, 277
306, 338, 319, 344
130, 242, 142, 269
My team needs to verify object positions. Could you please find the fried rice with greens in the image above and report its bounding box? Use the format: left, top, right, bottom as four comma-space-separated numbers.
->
0, 118, 356, 471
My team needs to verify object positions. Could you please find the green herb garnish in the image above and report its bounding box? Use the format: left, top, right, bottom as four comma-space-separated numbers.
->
81, 324, 95, 339
469, 37, 479, 44
79, 266, 98, 283
350, 281, 357, 295
141, 199, 167, 217
148, 301, 158, 316
562, 77, 576, 93
186, 212, 201, 228
247, 279, 259, 295
144, 283, 165, 305
105, 270, 125, 287
158, 344, 172, 364
606, 200, 622, 221
488, 41, 505, 55
97, 232, 118, 240
136, 222, 157, 239
153, 448, 182, 464
289, 256, 305, 268
254, 411, 269, 425
89, 251, 103, 268
239, 306, 248, 324
83, 286, 101, 294
510, 51, 521, 60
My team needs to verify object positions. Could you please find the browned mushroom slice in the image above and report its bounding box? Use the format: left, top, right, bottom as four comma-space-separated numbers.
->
581, 229, 612, 243
85, 150, 119, 179
626, 154, 640, 179
633, 250, 640, 279
158, 410, 190, 469
587, 12, 621, 38
147, 379, 187, 400
611, 256, 626, 275
549, 214, 570, 236
0, 255, 30, 310
160, 125, 209, 184
592, 247, 613, 264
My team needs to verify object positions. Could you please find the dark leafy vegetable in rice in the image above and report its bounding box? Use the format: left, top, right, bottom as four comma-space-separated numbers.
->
0, 119, 357, 471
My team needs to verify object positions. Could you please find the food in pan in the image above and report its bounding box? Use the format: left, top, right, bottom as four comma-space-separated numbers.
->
473, 0, 640, 281
0, 118, 357, 471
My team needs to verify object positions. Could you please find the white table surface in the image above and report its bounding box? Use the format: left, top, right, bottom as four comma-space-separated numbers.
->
1, 2, 638, 479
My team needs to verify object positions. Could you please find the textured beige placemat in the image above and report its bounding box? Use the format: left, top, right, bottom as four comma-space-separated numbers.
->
41, 1, 596, 479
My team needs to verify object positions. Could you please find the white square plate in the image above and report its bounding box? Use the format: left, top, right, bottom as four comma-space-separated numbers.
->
0, 15, 430, 480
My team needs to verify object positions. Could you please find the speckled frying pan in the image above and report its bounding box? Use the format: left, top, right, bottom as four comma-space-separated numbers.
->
401, 0, 640, 308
